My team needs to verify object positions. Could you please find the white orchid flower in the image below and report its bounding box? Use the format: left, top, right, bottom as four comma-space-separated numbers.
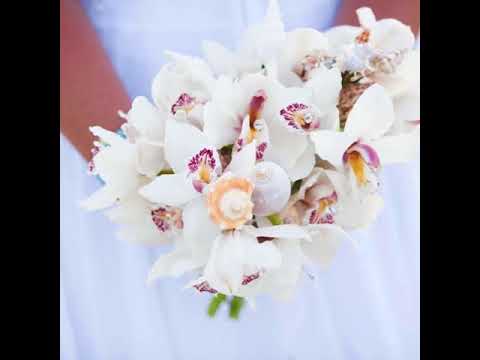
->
202, 0, 285, 78
326, 7, 415, 75
311, 84, 420, 195
277, 27, 338, 87
105, 192, 181, 246
266, 67, 342, 180
193, 224, 312, 297
118, 96, 167, 178
151, 51, 215, 128
253, 221, 350, 301
193, 219, 349, 299
379, 49, 420, 135
138, 118, 223, 208
254, 237, 304, 301
322, 168, 384, 230
285, 167, 382, 230
203, 74, 274, 164
81, 127, 142, 210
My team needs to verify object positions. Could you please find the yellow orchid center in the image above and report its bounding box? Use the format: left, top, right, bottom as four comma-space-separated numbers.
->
188, 148, 219, 193
347, 152, 366, 185
198, 162, 211, 183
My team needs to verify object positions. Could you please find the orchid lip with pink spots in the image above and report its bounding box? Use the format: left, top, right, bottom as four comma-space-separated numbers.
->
187, 147, 220, 193
151, 206, 183, 233
171, 93, 196, 115
279, 103, 321, 133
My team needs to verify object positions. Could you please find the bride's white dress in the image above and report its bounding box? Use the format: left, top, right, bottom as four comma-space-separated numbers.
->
61, 1, 419, 359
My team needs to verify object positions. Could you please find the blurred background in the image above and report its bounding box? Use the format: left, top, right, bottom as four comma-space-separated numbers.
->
60, 1, 420, 359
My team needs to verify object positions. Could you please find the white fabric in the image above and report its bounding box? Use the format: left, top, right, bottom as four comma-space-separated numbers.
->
61, 1, 419, 359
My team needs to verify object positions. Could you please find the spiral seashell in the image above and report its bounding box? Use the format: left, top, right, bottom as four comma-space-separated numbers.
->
252, 161, 291, 216
207, 177, 254, 230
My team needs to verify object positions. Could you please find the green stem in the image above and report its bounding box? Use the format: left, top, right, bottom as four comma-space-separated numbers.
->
229, 296, 245, 320
207, 293, 226, 317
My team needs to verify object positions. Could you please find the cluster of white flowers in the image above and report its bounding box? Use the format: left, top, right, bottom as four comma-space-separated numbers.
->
82, 1, 419, 304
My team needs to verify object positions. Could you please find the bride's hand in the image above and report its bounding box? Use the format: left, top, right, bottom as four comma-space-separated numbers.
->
60, 0, 130, 161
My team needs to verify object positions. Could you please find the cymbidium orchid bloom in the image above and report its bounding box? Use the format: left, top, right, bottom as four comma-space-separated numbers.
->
252, 215, 351, 299
326, 7, 415, 76
283, 167, 382, 231
267, 68, 342, 180
202, 0, 285, 78
118, 96, 167, 178
218, 224, 347, 301
311, 84, 419, 195
276, 28, 336, 87
151, 51, 215, 128
81, 126, 143, 211
203, 74, 275, 164
379, 49, 420, 135
139, 120, 222, 204
105, 192, 182, 246
194, 224, 312, 298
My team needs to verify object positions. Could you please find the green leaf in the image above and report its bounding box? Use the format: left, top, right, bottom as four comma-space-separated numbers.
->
157, 168, 175, 176
220, 143, 234, 154
291, 179, 302, 194
207, 293, 227, 317
267, 213, 283, 226
229, 296, 245, 320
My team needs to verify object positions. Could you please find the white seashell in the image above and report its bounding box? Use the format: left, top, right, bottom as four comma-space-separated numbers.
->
252, 161, 291, 216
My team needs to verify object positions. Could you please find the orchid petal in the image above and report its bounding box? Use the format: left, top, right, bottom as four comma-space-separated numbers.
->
306, 66, 342, 121
164, 120, 210, 173
261, 239, 303, 301
135, 139, 165, 178
182, 196, 220, 265
286, 141, 315, 181
356, 7, 377, 28
138, 174, 198, 207
202, 40, 237, 76
371, 19, 415, 53
265, 120, 309, 170
345, 84, 394, 140
303, 223, 349, 267
80, 186, 118, 211
127, 97, 165, 140
310, 130, 357, 167
90, 126, 125, 148
147, 247, 198, 285
372, 125, 420, 164
325, 25, 362, 56
227, 141, 257, 179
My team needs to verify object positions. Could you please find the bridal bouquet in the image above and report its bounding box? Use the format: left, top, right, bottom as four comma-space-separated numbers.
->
82, 1, 419, 318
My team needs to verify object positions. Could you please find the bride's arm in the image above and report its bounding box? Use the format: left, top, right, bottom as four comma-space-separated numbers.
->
334, 0, 420, 34
60, 0, 130, 161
